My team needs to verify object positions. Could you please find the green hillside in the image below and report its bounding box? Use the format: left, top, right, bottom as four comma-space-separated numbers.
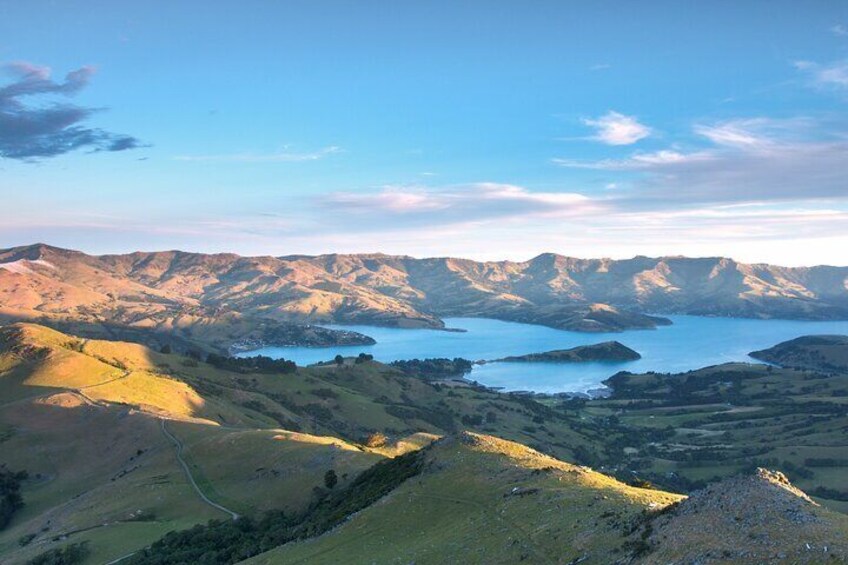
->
2, 323, 848, 564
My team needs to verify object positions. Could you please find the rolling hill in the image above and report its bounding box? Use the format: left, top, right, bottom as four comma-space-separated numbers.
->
244, 433, 848, 564
1, 323, 848, 562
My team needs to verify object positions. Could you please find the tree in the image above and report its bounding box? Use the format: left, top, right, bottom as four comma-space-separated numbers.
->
160, 343, 172, 354
334, 355, 344, 366
355, 353, 373, 364
324, 469, 338, 489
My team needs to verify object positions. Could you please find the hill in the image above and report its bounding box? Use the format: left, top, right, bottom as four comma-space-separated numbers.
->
4, 244, 848, 352
0, 323, 608, 563
244, 433, 847, 565
496, 341, 641, 363
648, 468, 848, 563
750, 335, 848, 373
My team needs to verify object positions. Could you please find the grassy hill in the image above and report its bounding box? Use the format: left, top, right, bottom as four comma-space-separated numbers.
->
245, 433, 847, 565
0, 324, 392, 563
0, 323, 607, 563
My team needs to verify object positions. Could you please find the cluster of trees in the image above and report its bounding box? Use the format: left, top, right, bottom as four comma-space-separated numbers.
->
389, 358, 473, 379
129, 450, 425, 564
0, 466, 26, 530
27, 542, 89, 565
331, 353, 374, 366
206, 353, 297, 374
804, 458, 848, 467
811, 486, 848, 501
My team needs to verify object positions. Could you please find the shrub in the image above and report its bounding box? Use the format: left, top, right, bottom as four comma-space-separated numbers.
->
364, 432, 388, 448
27, 542, 89, 565
0, 466, 26, 530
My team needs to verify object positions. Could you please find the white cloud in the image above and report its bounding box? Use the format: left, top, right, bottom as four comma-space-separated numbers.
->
175, 146, 341, 163
582, 111, 651, 145
695, 122, 769, 149
553, 149, 713, 170
320, 183, 603, 230
555, 117, 848, 205
794, 59, 848, 90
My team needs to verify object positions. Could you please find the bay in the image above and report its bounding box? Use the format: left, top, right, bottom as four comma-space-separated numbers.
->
238, 316, 848, 393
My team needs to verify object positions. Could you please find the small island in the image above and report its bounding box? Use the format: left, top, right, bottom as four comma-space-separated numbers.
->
494, 341, 641, 363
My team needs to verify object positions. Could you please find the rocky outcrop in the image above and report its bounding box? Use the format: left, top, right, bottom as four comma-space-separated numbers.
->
645, 469, 848, 563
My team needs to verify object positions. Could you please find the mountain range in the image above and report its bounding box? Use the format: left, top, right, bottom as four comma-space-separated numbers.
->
2, 244, 847, 352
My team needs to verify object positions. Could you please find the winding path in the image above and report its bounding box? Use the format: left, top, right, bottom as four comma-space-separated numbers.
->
160, 418, 240, 520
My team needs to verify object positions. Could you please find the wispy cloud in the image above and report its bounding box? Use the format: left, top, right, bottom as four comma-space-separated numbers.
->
831, 24, 848, 37
582, 111, 651, 145
174, 146, 341, 163
555, 117, 848, 205
553, 149, 713, 170
794, 59, 848, 90
0, 61, 143, 160
320, 183, 603, 229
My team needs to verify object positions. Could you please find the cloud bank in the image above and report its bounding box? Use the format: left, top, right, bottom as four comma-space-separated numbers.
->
0, 62, 142, 160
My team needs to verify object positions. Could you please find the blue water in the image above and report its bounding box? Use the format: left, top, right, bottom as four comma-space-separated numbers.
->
239, 316, 848, 394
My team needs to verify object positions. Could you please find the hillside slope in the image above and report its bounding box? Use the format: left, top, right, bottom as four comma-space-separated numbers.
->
648, 469, 848, 563
0, 323, 606, 563
246, 433, 848, 565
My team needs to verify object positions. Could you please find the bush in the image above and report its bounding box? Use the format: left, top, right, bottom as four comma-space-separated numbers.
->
324, 470, 338, 489
27, 542, 89, 565
0, 466, 26, 530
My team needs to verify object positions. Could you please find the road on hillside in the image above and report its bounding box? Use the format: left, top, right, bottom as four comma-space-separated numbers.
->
160, 418, 240, 520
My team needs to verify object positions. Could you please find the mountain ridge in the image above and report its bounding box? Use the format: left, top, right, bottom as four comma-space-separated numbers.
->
2, 244, 848, 352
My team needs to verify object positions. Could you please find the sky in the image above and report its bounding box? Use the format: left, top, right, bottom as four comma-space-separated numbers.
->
1, 0, 847, 266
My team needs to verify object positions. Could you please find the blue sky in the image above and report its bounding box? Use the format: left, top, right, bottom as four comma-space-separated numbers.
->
1, 1, 847, 265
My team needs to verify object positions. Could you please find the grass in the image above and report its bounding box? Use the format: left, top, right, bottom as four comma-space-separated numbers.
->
246, 433, 682, 565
